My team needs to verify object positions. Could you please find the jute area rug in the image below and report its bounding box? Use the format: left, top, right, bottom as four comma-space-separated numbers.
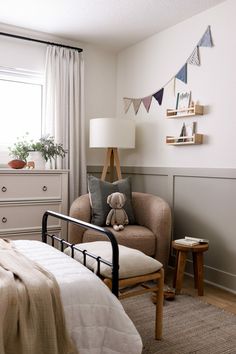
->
121, 293, 236, 354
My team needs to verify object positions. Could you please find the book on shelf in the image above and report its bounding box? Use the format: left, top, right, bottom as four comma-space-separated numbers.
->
174, 237, 209, 246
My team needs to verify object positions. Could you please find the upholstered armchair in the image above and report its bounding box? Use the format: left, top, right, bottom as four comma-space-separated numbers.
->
68, 192, 172, 272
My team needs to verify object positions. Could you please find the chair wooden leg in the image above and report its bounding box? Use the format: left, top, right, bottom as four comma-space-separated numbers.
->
104, 269, 164, 340
104, 278, 112, 290
155, 268, 164, 340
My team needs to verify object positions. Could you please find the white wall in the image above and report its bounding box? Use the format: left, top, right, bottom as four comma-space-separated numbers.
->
0, 23, 117, 166
116, 0, 236, 168
0, 35, 45, 72
84, 45, 117, 165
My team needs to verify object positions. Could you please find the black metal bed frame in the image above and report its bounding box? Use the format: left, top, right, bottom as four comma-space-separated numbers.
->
42, 210, 119, 297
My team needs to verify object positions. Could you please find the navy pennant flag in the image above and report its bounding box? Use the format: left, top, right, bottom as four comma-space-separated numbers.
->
198, 25, 213, 47
153, 88, 164, 105
175, 63, 187, 84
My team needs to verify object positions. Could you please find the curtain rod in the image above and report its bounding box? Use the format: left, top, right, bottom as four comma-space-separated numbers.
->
0, 31, 83, 52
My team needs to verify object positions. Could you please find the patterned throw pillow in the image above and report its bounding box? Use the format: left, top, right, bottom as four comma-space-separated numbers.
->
88, 175, 136, 226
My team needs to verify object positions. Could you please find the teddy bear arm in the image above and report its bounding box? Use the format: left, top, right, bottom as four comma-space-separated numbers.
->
123, 210, 129, 224
106, 209, 114, 225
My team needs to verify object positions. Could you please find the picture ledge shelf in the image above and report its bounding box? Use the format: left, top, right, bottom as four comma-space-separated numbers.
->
166, 104, 204, 118
166, 134, 203, 146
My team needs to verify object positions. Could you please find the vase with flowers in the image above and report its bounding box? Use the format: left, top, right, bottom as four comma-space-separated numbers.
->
29, 135, 67, 169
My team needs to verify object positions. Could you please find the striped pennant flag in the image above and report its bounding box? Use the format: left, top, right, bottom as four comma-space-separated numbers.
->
188, 46, 200, 66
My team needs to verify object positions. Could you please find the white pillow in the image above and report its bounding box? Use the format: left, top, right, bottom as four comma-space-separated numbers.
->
64, 241, 162, 279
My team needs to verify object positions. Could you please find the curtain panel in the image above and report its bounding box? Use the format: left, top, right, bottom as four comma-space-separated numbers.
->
43, 46, 87, 205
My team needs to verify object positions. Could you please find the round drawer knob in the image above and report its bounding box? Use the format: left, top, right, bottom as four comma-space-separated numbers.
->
1, 186, 7, 192
2, 217, 7, 223
42, 186, 48, 192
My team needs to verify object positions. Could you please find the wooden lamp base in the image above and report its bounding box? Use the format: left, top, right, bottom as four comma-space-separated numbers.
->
101, 148, 122, 182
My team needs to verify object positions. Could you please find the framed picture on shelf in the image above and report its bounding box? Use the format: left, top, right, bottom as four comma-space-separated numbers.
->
185, 121, 197, 141
176, 91, 191, 112
177, 122, 187, 142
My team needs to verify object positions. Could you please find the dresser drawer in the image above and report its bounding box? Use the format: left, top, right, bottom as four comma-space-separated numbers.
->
0, 174, 62, 200
0, 202, 62, 233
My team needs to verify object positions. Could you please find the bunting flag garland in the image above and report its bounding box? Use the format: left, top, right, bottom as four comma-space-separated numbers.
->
133, 98, 142, 114
187, 46, 200, 66
172, 77, 176, 96
175, 63, 187, 84
123, 97, 132, 113
153, 88, 164, 105
142, 95, 152, 112
198, 25, 213, 47
123, 25, 213, 115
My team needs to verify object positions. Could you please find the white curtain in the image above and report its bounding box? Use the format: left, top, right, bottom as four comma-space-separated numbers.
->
43, 45, 87, 205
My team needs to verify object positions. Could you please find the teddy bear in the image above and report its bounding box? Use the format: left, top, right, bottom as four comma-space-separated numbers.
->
106, 192, 129, 231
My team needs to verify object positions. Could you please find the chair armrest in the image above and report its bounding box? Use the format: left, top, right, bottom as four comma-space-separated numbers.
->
132, 192, 172, 271
68, 194, 91, 244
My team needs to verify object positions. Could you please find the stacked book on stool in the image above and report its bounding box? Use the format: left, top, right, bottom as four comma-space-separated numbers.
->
174, 236, 209, 246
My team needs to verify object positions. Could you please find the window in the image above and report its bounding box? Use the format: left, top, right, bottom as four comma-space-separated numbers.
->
0, 68, 43, 164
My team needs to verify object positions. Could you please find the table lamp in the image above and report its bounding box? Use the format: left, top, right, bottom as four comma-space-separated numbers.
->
90, 118, 135, 181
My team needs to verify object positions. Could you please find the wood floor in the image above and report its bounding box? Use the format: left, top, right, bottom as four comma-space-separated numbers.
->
165, 268, 236, 315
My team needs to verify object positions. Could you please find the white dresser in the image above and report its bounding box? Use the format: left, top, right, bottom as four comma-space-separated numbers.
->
0, 169, 68, 241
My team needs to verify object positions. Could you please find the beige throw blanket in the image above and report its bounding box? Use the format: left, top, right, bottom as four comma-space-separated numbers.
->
0, 239, 78, 354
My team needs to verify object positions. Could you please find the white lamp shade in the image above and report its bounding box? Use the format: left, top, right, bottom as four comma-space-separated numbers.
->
90, 118, 135, 148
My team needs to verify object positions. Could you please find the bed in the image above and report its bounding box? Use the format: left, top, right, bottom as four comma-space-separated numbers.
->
4, 210, 143, 354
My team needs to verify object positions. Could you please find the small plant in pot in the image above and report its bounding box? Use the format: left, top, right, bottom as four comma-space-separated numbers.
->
29, 135, 67, 169
8, 134, 31, 169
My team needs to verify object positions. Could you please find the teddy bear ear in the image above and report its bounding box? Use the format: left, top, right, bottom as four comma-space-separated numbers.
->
107, 194, 112, 204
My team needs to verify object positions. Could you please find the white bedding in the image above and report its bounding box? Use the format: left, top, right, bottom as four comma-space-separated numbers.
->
13, 240, 143, 354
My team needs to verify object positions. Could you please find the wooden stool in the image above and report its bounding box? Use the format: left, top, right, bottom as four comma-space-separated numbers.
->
172, 241, 209, 296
